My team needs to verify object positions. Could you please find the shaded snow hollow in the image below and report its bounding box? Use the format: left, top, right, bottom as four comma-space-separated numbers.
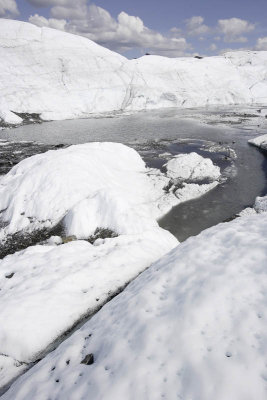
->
2, 209, 267, 400
1, 19, 267, 124
0, 142, 222, 389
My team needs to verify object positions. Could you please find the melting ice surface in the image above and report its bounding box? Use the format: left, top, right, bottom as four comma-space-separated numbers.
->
1, 105, 267, 242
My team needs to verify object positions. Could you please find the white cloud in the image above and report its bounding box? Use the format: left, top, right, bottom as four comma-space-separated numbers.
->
255, 37, 267, 50
29, 14, 66, 30
209, 43, 217, 51
0, 0, 19, 17
185, 16, 209, 36
26, 0, 72, 6
217, 18, 255, 43
29, 3, 189, 57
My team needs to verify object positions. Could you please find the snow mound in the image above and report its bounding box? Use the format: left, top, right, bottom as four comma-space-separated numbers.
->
1, 20, 267, 123
165, 152, 221, 182
248, 134, 267, 151
0, 142, 163, 238
3, 213, 267, 400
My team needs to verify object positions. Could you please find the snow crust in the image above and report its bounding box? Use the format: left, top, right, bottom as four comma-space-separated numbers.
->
3, 212, 267, 400
1, 19, 267, 124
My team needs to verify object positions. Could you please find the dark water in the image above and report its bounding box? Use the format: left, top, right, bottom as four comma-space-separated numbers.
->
1, 105, 267, 243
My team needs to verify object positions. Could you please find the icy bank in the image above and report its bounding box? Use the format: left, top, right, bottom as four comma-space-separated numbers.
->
1, 19, 267, 124
3, 211, 267, 400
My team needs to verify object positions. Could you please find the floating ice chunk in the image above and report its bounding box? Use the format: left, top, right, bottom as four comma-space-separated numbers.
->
248, 134, 267, 151
175, 181, 218, 202
165, 152, 220, 182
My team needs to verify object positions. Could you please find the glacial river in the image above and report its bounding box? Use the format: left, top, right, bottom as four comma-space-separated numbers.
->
1, 105, 267, 242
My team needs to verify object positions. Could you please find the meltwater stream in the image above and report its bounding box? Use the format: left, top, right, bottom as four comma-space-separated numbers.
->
0, 105, 267, 243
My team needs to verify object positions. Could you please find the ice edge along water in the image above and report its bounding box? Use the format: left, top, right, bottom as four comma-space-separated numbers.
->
0, 19, 267, 125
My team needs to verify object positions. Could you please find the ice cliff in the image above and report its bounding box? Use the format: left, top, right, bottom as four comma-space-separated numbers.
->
1, 19, 267, 124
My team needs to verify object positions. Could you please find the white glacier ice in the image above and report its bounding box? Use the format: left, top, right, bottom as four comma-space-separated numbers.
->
0, 19, 267, 125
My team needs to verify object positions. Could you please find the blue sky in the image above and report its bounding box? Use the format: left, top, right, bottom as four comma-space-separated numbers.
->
1, 0, 267, 57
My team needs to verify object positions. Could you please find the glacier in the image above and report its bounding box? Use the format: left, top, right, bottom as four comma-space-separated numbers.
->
1, 17, 267, 400
0, 19, 267, 125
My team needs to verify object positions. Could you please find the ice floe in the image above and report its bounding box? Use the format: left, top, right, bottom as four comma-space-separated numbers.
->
248, 134, 267, 151
165, 152, 220, 182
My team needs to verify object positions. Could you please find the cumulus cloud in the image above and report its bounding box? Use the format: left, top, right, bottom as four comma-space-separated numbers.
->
29, 14, 66, 30
209, 43, 217, 51
185, 16, 209, 36
255, 37, 267, 51
28, 2, 189, 56
26, 0, 72, 6
217, 18, 255, 43
0, 0, 19, 17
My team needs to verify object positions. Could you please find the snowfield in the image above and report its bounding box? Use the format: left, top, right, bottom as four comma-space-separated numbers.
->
2, 210, 267, 400
0, 229, 177, 389
0, 19, 267, 124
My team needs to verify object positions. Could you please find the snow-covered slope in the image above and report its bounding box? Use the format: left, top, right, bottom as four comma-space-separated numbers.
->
1, 19, 267, 124
0, 19, 130, 123
0, 229, 177, 389
3, 211, 267, 400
